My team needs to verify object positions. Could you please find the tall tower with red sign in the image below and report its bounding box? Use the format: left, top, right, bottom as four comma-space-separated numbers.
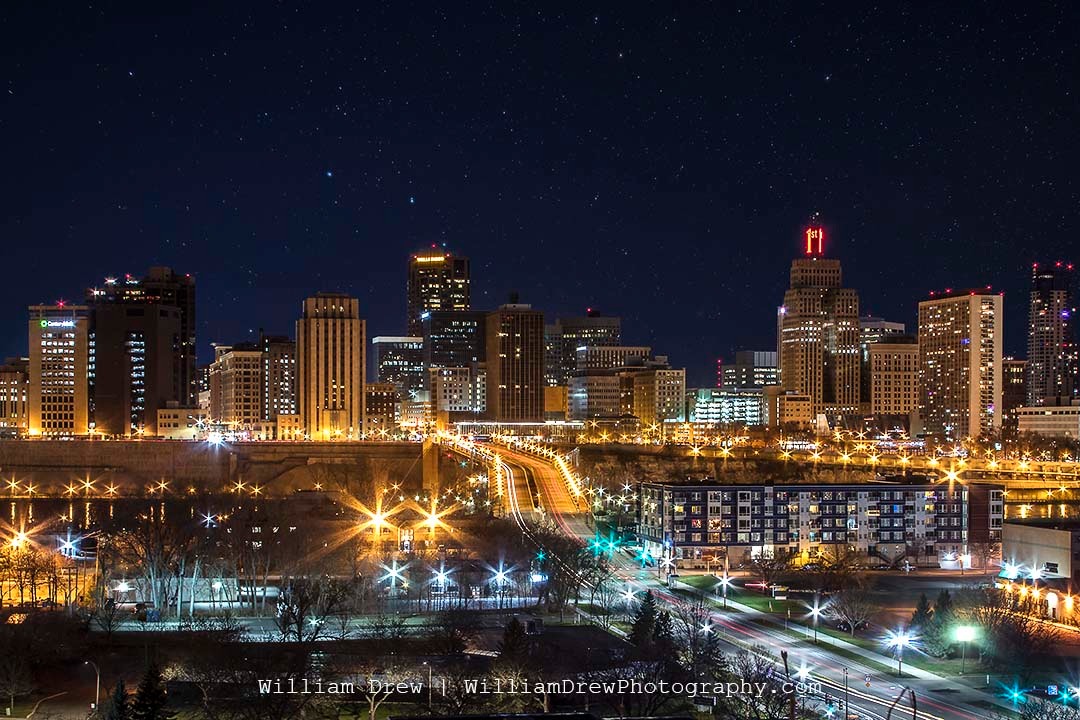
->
777, 225, 861, 417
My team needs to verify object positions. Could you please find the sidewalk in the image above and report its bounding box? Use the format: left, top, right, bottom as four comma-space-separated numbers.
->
689, 585, 1018, 712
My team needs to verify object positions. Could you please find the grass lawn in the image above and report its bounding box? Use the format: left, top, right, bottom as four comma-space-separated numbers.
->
679, 574, 721, 591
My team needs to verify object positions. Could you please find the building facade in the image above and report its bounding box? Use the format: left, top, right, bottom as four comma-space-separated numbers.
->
918, 290, 1003, 440
1002, 357, 1029, 434
0, 358, 29, 437
778, 228, 861, 416
721, 351, 779, 389
372, 336, 425, 399
296, 294, 365, 439
260, 334, 297, 421
407, 250, 470, 336
868, 341, 919, 416
1016, 400, 1080, 438
364, 382, 399, 436
686, 387, 766, 427
28, 304, 90, 437
86, 300, 182, 436
544, 313, 622, 386
485, 302, 544, 422
421, 310, 487, 371
208, 344, 264, 430
1027, 262, 1078, 405
632, 368, 687, 426
639, 480, 1003, 567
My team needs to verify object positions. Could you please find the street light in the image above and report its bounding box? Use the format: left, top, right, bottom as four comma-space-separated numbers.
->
718, 573, 732, 609
808, 598, 825, 644
883, 628, 914, 677
84, 660, 100, 711
955, 625, 976, 674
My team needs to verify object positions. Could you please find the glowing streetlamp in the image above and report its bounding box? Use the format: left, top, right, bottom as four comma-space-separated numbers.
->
955, 625, 976, 674
718, 573, 732, 609
883, 628, 914, 677
808, 598, 825, 644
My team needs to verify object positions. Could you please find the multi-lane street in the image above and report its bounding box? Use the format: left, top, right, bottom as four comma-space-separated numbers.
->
487, 440, 1007, 720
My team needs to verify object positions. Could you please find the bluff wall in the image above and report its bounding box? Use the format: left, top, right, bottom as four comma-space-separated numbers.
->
0, 440, 433, 496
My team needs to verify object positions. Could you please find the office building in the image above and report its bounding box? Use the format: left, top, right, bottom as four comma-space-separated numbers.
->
1002, 357, 1029, 433
28, 304, 90, 437
428, 367, 476, 414
632, 368, 686, 426
778, 226, 861, 415
1016, 400, 1080, 438
1003, 519, 1080, 594
859, 317, 907, 403
85, 299, 182, 436
544, 313, 622, 386
639, 480, 1003, 568
575, 345, 651, 371
721, 351, 779, 389
569, 374, 623, 419
763, 386, 814, 429
364, 382, 399, 436
868, 341, 919, 416
407, 250, 470, 336
686, 387, 766, 427
1027, 262, 1078, 405
372, 336, 425, 399
208, 343, 263, 430
156, 403, 209, 440
90, 268, 198, 405
485, 301, 544, 422
918, 289, 1003, 439
296, 294, 365, 439
0, 358, 29, 438
260, 334, 297, 421
421, 310, 487, 370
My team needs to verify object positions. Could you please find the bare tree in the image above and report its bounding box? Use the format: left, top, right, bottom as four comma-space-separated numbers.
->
748, 552, 791, 588
824, 586, 879, 636
0, 655, 33, 715
964, 586, 1060, 680
968, 542, 1000, 575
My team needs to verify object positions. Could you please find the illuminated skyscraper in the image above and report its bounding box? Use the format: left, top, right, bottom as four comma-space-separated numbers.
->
918, 289, 1002, 440
372, 336, 425, 399
777, 226, 860, 416
1027, 262, 1078, 405
406, 250, 470, 336
28, 303, 90, 437
296, 294, 365, 439
486, 301, 544, 422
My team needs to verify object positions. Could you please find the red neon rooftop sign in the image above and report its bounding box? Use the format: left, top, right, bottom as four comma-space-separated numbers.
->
804, 226, 824, 256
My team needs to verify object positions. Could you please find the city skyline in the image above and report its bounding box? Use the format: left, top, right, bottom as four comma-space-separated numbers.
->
3, 4, 1079, 386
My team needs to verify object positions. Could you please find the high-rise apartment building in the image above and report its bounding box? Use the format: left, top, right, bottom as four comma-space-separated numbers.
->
544, 313, 622, 386
260, 334, 297, 421
407, 250, 470, 336
918, 290, 1003, 439
721, 350, 779, 389
297, 294, 365, 439
372, 337, 425, 399
485, 301, 544, 422
778, 227, 860, 415
868, 341, 919, 416
575, 346, 651, 371
1027, 262, 1078, 405
28, 304, 90, 437
0, 358, 29, 437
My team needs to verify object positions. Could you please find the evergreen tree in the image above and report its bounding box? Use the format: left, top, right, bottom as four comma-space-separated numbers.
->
102, 680, 129, 720
496, 617, 531, 668
628, 591, 659, 650
910, 593, 933, 631
922, 590, 956, 658
653, 610, 675, 655
130, 663, 173, 720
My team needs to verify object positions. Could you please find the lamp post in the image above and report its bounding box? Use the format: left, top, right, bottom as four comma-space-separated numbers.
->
719, 572, 731, 609
809, 598, 824, 644
842, 667, 849, 718
884, 629, 913, 678
423, 661, 432, 709
84, 660, 100, 711
955, 625, 976, 674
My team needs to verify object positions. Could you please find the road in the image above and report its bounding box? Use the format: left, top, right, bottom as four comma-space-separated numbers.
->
490, 442, 999, 720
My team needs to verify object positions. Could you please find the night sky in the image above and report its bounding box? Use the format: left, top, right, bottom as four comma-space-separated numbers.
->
2, 3, 1078, 385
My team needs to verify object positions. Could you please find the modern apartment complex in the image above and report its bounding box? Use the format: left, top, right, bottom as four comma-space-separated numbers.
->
638, 479, 1004, 567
